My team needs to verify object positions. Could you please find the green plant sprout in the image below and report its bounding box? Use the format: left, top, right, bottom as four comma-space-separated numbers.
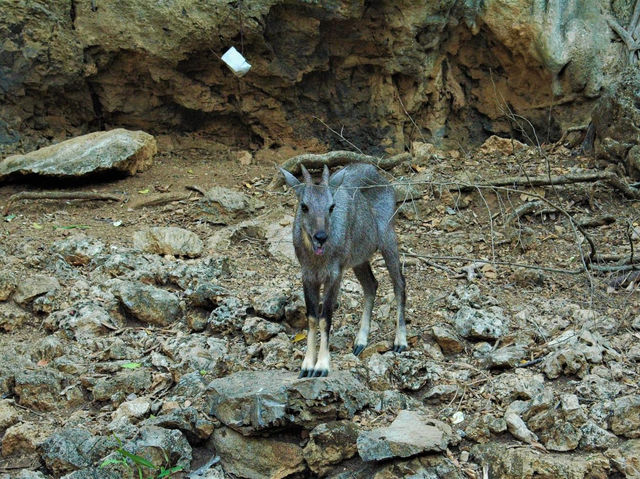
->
100, 435, 184, 479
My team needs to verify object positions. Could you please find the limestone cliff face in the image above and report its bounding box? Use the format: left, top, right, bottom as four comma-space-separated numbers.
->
0, 0, 630, 153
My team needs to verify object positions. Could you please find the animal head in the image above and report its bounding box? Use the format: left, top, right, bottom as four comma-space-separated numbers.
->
279, 164, 346, 256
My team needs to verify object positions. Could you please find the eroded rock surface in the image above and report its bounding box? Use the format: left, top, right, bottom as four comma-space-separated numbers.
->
0, 129, 155, 180
207, 370, 373, 434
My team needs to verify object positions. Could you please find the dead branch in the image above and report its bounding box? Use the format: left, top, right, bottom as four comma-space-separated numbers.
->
453, 170, 640, 199
504, 200, 544, 226
3, 191, 123, 215
186, 185, 207, 196
270, 151, 410, 188
400, 252, 583, 275
578, 215, 616, 228
129, 193, 189, 210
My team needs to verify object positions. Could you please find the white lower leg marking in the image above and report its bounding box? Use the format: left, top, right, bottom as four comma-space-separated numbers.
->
314, 318, 330, 372
355, 308, 371, 346
301, 317, 317, 371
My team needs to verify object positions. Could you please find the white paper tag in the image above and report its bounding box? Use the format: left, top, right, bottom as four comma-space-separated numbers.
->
221, 46, 251, 77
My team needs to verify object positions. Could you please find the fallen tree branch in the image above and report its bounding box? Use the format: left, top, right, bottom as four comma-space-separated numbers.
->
504, 200, 544, 226
3, 191, 123, 215
270, 151, 410, 188
129, 193, 189, 210
400, 252, 583, 275
453, 170, 640, 199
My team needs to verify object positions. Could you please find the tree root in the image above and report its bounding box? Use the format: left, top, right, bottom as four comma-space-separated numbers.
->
3, 191, 123, 215
270, 151, 410, 188
453, 170, 640, 199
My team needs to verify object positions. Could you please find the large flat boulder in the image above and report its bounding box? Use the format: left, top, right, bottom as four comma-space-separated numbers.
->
206, 370, 373, 435
357, 410, 455, 462
0, 129, 155, 181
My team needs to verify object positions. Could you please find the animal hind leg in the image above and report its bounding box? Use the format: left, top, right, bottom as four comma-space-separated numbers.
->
380, 231, 407, 353
352, 262, 378, 356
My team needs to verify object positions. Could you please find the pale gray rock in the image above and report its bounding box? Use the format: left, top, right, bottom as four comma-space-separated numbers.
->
52, 234, 105, 266
453, 306, 506, 340
13, 274, 60, 305
472, 443, 609, 479
110, 280, 180, 326
39, 428, 116, 475
92, 369, 152, 402
579, 421, 618, 451
207, 370, 373, 434
610, 395, 640, 438
0, 129, 155, 180
365, 351, 441, 392
357, 410, 455, 461
142, 406, 214, 442
242, 316, 285, 344
133, 227, 203, 258
485, 345, 527, 369
45, 302, 121, 340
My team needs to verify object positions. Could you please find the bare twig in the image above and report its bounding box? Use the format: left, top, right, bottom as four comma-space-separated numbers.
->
270, 151, 410, 188
313, 117, 364, 154
3, 191, 123, 215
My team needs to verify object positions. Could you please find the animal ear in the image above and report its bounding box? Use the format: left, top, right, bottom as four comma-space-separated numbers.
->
321, 165, 330, 186
329, 167, 347, 188
279, 167, 304, 197
300, 164, 313, 185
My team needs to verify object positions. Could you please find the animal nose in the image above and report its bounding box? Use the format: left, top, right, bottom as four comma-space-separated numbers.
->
314, 231, 328, 244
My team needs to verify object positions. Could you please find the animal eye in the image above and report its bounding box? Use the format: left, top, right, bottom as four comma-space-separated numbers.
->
329, 204, 335, 213
301, 203, 309, 213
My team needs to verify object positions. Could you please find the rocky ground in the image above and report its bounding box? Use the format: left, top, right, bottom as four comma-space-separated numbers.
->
0, 133, 639, 479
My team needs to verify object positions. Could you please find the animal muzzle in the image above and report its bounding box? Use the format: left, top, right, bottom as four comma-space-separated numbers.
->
312, 231, 328, 255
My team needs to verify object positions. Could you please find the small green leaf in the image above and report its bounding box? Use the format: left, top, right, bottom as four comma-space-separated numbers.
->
119, 449, 156, 469
199, 369, 207, 376
158, 465, 184, 478
100, 457, 127, 468
138, 188, 150, 194
122, 362, 142, 369
32, 222, 43, 229
4, 214, 16, 222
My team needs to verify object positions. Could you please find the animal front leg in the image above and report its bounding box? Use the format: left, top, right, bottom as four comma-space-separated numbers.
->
300, 281, 320, 378
313, 275, 341, 377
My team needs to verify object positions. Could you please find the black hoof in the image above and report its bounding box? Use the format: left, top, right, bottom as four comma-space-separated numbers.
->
298, 369, 312, 378
312, 369, 328, 377
353, 344, 366, 356
392, 344, 407, 353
